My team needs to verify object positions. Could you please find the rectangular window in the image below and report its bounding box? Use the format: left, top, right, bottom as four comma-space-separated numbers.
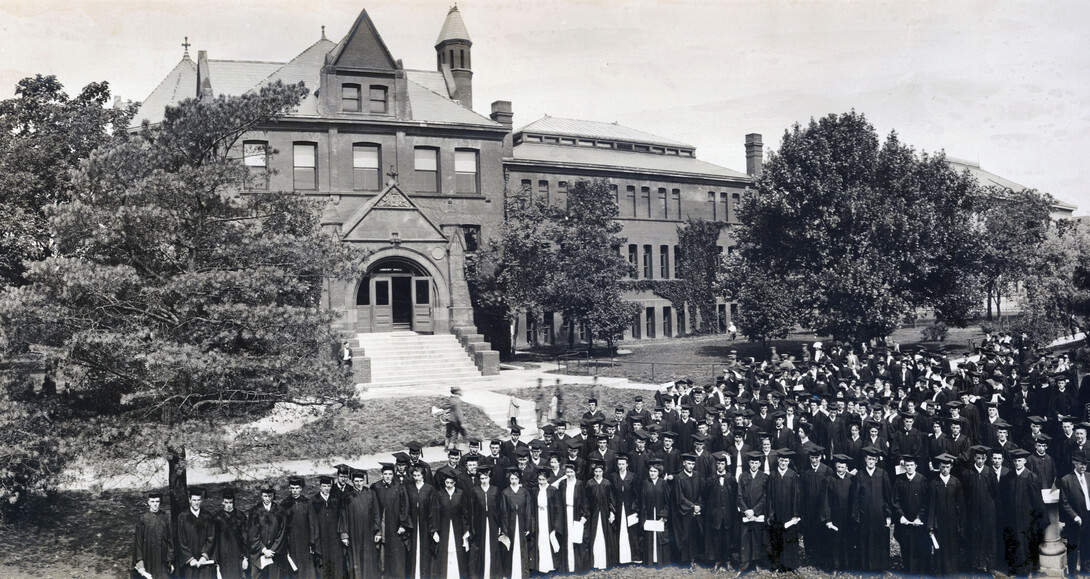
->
369, 86, 388, 113
626, 186, 636, 217
631, 312, 642, 339
414, 147, 439, 193
659, 188, 668, 219
660, 245, 669, 279
455, 149, 479, 194
374, 280, 389, 306
353, 144, 380, 191
610, 184, 619, 207
720, 192, 729, 222
732, 193, 741, 220
707, 191, 717, 221
628, 244, 638, 275
646, 307, 656, 339
538, 180, 549, 205
673, 245, 681, 279
663, 306, 672, 338
415, 279, 430, 305
718, 304, 728, 332
643, 244, 653, 279
542, 311, 554, 345
557, 181, 568, 209
243, 141, 268, 190
641, 187, 651, 218
342, 84, 361, 112
293, 142, 317, 190
525, 317, 534, 344
578, 323, 590, 343
672, 189, 681, 219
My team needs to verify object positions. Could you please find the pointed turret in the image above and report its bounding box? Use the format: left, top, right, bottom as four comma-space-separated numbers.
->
435, 5, 473, 110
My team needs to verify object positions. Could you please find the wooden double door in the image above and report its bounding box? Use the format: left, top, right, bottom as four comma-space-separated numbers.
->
369, 274, 433, 332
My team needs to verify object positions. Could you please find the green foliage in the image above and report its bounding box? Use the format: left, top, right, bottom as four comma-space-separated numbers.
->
733, 111, 980, 344
0, 372, 68, 519
920, 321, 949, 342
674, 219, 726, 333
1018, 220, 1090, 345
0, 75, 135, 288
974, 187, 1054, 319
718, 254, 799, 348
471, 179, 637, 353
0, 81, 364, 504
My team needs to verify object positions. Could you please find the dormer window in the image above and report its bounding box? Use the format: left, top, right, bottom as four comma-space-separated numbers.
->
342, 84, 361, 112
369, 85, 388, 114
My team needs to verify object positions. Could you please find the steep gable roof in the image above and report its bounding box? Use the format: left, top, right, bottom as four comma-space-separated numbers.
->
255, 38, 336, 117
328, 9, 398, 70
340, 183, 447, 242
405, 79, 501, 127
132, 56, 196, 127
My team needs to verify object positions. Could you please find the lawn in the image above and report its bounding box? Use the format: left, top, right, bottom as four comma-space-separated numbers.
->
504, 384, 662, 422
233, 396, 505, 464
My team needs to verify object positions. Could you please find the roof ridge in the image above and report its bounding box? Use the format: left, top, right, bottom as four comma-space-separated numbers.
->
208, 58, 287, 65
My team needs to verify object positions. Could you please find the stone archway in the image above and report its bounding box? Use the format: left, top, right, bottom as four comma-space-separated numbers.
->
348, 247, 450, 334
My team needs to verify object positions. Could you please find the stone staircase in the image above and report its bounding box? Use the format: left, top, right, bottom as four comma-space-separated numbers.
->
355, 331, 489, 388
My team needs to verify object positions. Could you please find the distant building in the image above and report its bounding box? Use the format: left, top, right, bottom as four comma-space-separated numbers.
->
948, 158, 1077, 219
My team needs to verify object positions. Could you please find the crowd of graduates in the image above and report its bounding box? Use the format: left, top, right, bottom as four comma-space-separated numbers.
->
131, 333, 1090, 578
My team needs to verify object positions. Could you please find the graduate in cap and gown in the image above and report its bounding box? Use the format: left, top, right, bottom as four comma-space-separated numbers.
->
640, 459, 671, 567
310, 475, 344, 579
855, 445, 893, 572
927, 453, 963, 576
467, 466, 503, 579
373, 462, 410, 578
177, 488, 217, 579
584, 459, 619, 569
248, 487, 287, 579
962, 445, 1000, 572
767, 449, 802, 572
821, 455, 857, 571
432, 466, 471, 579
892, 454, 930, 574
530, 469, 562, 575
281, 477, 317, 579
338, 470, 381, 579
498, 467, 534, 579
132, 491, 174, 579
798, 444, 831, 569
404, 464, 437, 579
737, 450, 769, 572
1002, 447, 1046, 576
703, 452, 736, 570
213, 489, 248, 579
609, 452, 641, 564
555, 461, 588, 572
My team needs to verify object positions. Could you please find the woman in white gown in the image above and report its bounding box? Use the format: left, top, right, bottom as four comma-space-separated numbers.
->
531, 470, 561, 574
498, 468, 534, 579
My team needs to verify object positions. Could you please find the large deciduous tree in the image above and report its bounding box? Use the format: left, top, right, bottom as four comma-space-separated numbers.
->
0, 81, 362, 514
0, 75, 134, 288
731, 111, 980, 344
974, 187, 1054, 320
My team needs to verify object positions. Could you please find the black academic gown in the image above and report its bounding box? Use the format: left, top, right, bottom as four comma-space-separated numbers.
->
132, 510, 174, 579
767, 467, 802, 571
583, 477, 619, 569
821, 473, 858, 571
404, 482, 437, 579
468, 484, 503, 579
703, 470, 737, 565
927, 474, 963, 576
799, 462, 831, 568
337, 487, 381, 579
962, 464, 1000, 571
213, 508, 247, 579
176, 508, 217, 579
309, 492, 343, 579
529, 485, 562, 574
737, 469, 769, 568
248, 502, 287, 579
433, 488, 470, 578
609, 470, 641, 563
892, 472, 930, 574
640, 477, 671, 567
281, 495, 317, 579
555, 477, 588, 573
373, 480, 410, 578
855, 467, 892, 572
1002, 468, 1046, 575
498, 485, 535, 579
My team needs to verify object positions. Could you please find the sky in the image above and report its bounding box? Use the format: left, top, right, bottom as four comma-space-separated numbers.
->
2, 0, 1088, 214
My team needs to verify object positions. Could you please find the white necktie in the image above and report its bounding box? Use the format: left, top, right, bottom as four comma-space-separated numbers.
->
1080, 474, 1090, 510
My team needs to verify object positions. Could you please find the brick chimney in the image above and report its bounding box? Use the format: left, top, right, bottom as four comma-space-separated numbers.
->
491, 100, 514, 157
745, 133, 763, 178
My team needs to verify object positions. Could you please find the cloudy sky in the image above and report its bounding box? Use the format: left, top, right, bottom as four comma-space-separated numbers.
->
2, 0, 1088, 214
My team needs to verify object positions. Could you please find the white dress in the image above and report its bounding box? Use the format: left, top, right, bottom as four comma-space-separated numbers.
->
536, 488, 554, 573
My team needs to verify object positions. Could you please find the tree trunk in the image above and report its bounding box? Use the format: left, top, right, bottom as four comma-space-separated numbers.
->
567, 322, 575, 350
986, 283, 994, 320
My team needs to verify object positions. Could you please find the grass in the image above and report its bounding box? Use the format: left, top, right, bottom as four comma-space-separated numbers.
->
236, 396, 505, 464
505, 384, 660, 421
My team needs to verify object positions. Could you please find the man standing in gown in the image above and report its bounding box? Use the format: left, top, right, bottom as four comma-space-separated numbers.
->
798, 444, 831, 569
1003, 448, 1045, 575
737, 451, 769, 573
132, 491, 174, 579
893, 455, 930, 575
248, 487, 287, 579
963, 445, 999, 573
767, 449, 802, 572
338, 470, 381, 579
1059, 451, 1090, 575
213, 489, 248, 579
704, 452, 736, 571
281, 477, 317, 579
433, 466, 471, 578
856, 446, 892, 572
310, 476, 344, 579
927, 453, 962, 576
821, 455, 857, 571
176, 488, 217, 579
373, 462, 410, 578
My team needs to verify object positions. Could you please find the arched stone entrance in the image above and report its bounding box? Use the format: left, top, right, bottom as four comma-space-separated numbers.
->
350, 249, 448, 334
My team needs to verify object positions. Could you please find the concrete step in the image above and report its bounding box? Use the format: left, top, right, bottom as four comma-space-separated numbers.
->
356, 332, 484, 387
